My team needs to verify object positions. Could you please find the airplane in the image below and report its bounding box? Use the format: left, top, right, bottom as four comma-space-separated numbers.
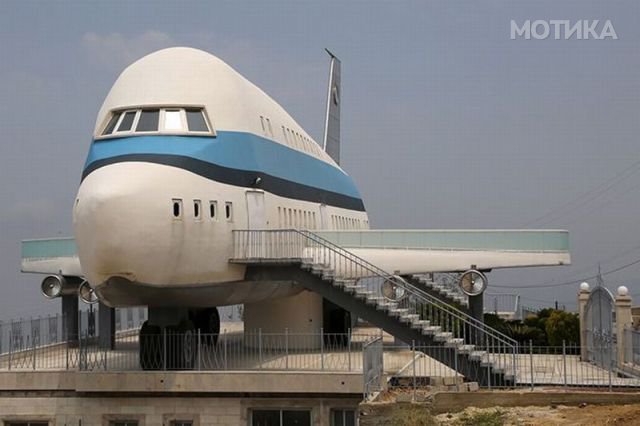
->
23, 47, 569, 367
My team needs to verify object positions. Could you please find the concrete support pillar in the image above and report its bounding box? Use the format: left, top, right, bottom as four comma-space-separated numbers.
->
245, 290, 323, 349
61, 294, 79, 347
469, 294, 484, 323
577, 283, 590, 361
615, 286, 633, 366
98, 302, 116, 350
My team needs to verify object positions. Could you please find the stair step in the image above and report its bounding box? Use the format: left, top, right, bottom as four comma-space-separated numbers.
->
469, 351, 487, 361
434, 332, 453, 342
376, 302, 397, 312
404, 314, 420, 322
344, 284, 365, 294
458, 345, 475, 354
481, 359, 494, 367
444, 338, 465, 348
366, 296, 384, 305
332, 279, 355, 288
389, 308, 409, 317
355, 290, 374, 299
411, 319, 431, 330
422, 326, 441, 335
399, 313, 419, 324
321, 270, 335, 280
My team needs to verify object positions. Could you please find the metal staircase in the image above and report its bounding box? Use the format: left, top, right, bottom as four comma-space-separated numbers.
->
231, 229, 517, 386
407, 273, 468, 309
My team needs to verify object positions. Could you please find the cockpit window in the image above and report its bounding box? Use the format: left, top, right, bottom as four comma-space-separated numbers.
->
117, 111, 136, 132
164, 110, 183, 130
98, 107, 214, 138
102, 112, 121, 135
186, 109, 209, 132
135, 109, 159, 132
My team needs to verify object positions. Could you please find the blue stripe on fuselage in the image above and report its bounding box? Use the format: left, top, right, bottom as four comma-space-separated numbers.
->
84, 132, 362, 200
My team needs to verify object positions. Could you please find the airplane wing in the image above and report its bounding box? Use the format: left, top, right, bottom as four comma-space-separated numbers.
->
22, 230, 570, 279
21, 238, 83, 276
315, 230, 570, 274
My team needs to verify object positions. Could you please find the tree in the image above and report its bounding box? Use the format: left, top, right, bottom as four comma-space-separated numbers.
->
545, 310, 580, 346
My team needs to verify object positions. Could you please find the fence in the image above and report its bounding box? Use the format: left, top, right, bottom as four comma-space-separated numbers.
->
363, 337, 383, 399
0, 325, 382, 373
384, 340, 640, 394
79, 329, 380, 372
624, 327, 640, 367
3, 324, 640, 394
484, 293, 520, 320
0, 307, 147, 369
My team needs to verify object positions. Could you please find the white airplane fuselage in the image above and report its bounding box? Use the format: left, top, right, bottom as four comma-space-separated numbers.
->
73, 47, 369, 308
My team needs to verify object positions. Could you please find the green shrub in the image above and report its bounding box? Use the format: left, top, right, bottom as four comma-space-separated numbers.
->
455, 408, 506, 426
391, 405, 437, 426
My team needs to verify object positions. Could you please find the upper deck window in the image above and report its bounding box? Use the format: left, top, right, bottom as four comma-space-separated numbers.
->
135, 109, 159, 132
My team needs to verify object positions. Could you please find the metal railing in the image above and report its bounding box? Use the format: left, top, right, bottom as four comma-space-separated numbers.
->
485, 293, 521, 319
387, 340, 640, 396
0, 308, 146, 370
232, 229, 518, 378
363, 336, 383, 399
0, 308, 147, 356
624, 327, 640, 366
77, 329, 380, 372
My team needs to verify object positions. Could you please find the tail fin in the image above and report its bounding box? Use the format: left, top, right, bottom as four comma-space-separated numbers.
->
323, 49, 341, 165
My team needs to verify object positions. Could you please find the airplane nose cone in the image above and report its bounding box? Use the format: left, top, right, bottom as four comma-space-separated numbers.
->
73, 163, 166, 286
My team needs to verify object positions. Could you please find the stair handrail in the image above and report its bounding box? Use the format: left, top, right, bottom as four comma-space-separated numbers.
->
232, 229, 517, 348
296, 230, 517, 347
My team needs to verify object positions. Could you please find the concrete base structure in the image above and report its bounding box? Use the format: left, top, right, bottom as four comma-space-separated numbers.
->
0, 396, 360, 426
0, 371, 361, 425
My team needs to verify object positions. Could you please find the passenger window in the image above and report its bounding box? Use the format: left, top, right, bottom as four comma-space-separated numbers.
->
172, 199, 182, 218
225, 202, 233, 220
116, 111, 136, 132
164, 110, 183, 130
266, 118, 273, 136
136, 109, 160, 132
102, 112, 122, 135
209, 201, 217, 219
194, 200, 201, 220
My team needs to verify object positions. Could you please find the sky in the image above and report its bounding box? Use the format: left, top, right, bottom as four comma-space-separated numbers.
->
0, 0, 639, 320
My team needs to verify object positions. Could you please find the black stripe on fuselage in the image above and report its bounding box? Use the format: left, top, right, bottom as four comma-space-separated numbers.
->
82, 154, 366, 211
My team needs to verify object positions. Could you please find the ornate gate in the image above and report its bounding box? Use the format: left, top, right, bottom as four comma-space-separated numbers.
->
584, 286, 616, 368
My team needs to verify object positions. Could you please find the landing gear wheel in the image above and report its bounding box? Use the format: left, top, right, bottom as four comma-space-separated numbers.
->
196, 308, 220, 346
176, 319, 196, 370
139, 321, 162, 370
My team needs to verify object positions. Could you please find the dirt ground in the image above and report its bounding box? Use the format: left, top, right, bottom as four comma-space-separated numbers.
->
435, 403, 640, 425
